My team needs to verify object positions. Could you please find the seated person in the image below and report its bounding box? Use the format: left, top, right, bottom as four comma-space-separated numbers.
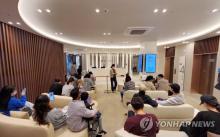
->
156, 83, 184, 106
133, 86, 158, 107
144, 75, 156, 91
81, 92, 93, 110
89, 71, 96, 85
180, 95, 220, 137
120, 74, 135, 102
49, 78, 63, 95
77, 79, 86, 93
0, 85, 28, 116
67, 88, 106, 136
124, 97, 159, 137
62, 77, 74, 96
32, 95, 66, 130
155, 74, 170, 92
83, 73, 94, 91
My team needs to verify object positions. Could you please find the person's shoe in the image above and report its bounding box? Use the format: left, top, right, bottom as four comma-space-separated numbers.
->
96, 134, 102, 137
99, 130, 107, 135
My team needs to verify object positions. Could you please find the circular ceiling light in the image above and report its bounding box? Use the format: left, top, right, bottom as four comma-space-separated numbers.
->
45, 9, 51, 13
16, 22, 21, 25
212, 9, 219, 13
216, 31, 220, 34
162, 9, 167, 13
37, 9, 42, 13
8, 21, 13, 25
95, 8, 100, 13
154, 9, 159, 13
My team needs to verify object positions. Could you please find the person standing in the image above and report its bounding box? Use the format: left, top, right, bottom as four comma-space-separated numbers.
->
110, 64, 117, 92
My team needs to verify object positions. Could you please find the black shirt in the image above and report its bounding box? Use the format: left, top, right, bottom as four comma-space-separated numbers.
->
133, 93, 158, 107
190, 110, 220, 137
49, 83, 63, 95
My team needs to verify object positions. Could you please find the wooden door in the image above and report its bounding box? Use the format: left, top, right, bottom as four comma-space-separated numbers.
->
164, 57, 174, 83
191, 54, 217, 95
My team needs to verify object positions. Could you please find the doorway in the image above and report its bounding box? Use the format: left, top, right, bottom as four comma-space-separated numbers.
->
164, 57, 174, 83
191, 54, 217, 95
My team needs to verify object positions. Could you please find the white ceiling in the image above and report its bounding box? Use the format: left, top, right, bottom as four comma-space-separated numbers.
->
1, 0, 220, 48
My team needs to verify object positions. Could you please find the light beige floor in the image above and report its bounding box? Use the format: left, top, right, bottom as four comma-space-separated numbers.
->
95, 84, 206, 137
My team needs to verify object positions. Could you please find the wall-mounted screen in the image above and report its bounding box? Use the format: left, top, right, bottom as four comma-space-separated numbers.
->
138, 54, 143, 72
145, 54, 156, 73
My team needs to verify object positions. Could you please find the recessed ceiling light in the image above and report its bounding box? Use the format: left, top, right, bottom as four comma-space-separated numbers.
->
107, 33, 111, 35
8, 21, 13, 25
95, 8, 100, 13
55, 32, 58, 35
162, 9, 167, 13
216, 31, 220, 34
45, 9, 51, 13
154, 9, 159, 13
182, 41, 189, 44
37, 9, 42, 13
212, 9, 219, 13
16, 22, 21, 25
103, 33, 106, 35
59, 32, 63, 35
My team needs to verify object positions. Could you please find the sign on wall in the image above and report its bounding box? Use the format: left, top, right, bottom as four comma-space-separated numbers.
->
178, 56, 186, 91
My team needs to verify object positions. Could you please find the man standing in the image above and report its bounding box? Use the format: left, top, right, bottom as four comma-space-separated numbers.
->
110, 64, 117, 92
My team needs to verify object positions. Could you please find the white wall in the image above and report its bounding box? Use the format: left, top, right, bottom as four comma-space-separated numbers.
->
213, 37, 220, 100
173, 43, 194, 93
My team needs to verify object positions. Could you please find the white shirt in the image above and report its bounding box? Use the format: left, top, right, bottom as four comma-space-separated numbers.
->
62, 84, 74, 96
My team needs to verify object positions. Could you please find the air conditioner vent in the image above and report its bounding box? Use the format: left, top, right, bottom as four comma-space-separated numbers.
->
125, 27, 154, 36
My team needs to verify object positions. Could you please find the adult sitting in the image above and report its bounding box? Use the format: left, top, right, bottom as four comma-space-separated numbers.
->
180, 95, 220, 137
155, 74, 170, 92
120, 74, 135, 102
144, 75, 156, 91
49, 78, 63, 95
83, 73, 95, 91
124, 97, 159, 137
133, 86, 158, 107
32, 95, 66, 130
67, 88, 106, 137
62, 77, 74, 96
156, 83, 185, 106
0, 85, 30, 116
89, 71, 96, 85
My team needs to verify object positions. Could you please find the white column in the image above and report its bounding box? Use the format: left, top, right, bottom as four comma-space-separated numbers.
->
96, 53, 98, 68
100, 54, 102, 68
122, 53, 124, 68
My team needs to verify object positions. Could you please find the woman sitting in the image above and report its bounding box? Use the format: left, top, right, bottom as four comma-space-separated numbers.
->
180, 95, 220, 137
144, 75, 156, 91
32, 95, 66, 130
89, 72, 96, 85
83, 73, 94, 91
120, 74, 135, 102
0, 85, 28, 116
62, 77, 74, 96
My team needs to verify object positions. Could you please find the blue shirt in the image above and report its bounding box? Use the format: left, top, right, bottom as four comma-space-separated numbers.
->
0, 95, 27, 116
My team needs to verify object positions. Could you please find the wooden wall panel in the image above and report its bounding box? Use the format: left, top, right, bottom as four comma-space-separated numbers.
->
194, 36, 219, 55
0, 22, 65, 102
165, 47, 175, 57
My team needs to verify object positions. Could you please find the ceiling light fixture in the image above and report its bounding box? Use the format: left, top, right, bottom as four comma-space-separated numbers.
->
162, 9, 167, 13
107, 33, 111, 35
182, 41, 189, 44
45, 9, 51, 13
16, 22, 21, 25
59, 32, 63, 35
216, 31, 220, 34
95, 8, 100, 13
212, 9, 219, 13
103, 33, 106, 35
55, 32, 58, 35
154, 9, 159, 13
8, 21, 13, 25
37, 9, 42, 13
